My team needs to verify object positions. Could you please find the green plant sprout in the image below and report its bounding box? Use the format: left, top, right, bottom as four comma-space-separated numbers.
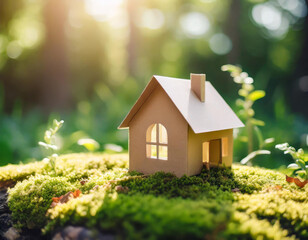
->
276, 143, 308, 180
39, 119, 64, 174
221, 65, 274, 165
77, 138, 100, 152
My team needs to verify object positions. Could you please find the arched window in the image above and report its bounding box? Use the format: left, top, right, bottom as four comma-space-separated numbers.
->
146, 123, 168, 160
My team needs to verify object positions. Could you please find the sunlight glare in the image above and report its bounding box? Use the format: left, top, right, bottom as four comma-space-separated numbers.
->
139, 9, 165, 30
200, 0, 216, 2
84, 0, 124, 22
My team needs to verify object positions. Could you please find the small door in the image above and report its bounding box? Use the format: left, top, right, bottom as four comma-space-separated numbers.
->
209, 139, 221, 165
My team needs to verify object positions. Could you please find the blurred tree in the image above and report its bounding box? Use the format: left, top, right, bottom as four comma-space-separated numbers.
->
41, 0, 71, 112
126, 0, 139, 78
0, 0, 44, 112
224, 0, 241, 64
290, 0, 308, 117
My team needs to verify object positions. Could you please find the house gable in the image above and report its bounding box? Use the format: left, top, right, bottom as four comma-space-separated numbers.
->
128, 85, 188, 176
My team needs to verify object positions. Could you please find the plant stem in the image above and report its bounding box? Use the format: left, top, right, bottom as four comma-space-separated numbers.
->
247, 119, 253, 154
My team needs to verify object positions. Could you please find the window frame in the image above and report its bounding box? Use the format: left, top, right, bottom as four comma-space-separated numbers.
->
146, 123, 168, 160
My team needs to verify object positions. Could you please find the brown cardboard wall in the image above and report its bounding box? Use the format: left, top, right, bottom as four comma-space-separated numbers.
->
129, 85, 188, 177
187, 128, 233, 176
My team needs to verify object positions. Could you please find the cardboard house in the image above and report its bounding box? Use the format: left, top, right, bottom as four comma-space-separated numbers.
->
118, 74, 244, 177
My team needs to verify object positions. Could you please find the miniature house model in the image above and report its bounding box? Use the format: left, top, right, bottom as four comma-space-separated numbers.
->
119, 74, 244, 177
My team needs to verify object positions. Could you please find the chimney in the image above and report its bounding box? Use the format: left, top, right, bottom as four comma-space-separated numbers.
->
190, 73, 206, 102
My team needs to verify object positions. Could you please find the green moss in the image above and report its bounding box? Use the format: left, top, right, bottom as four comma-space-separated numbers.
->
118, 169, 235, 200
118, 165, 285, 199
54, 153, 128, 182
8, 175, 76, 229
225, 212, 296, 240
0, 161, 47, 182
232, 164, 287, 193
234, 188, 308, 239
0, 153, 128, 182
79, 168, 130, 192
2, 153, 307, 239
45, 191, 233, 240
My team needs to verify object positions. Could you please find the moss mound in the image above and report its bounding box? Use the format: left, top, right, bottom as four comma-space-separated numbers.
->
1, 153, 307, 239
8, 175, 76, 229
46, 192, 233, 239
0, 153, 128, 183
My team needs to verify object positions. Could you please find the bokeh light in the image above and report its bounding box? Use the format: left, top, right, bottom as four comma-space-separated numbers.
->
278, 0, 307, 18
180, 12, 210, 38
6, 41, 22, 59
209, 33, 232, 55
251, 0, 307, 39
139, 9, 165, 30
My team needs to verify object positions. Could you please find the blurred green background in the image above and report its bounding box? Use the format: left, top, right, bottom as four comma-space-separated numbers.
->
0, 0, 307, 168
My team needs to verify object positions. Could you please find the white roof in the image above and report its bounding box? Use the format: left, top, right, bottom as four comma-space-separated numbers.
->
119, 75, 244, 133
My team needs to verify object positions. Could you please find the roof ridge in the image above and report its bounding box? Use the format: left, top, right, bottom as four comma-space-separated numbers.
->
119, 75, 244, 133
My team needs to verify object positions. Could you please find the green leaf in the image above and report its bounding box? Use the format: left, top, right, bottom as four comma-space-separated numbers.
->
248, 90, 265, 101
243, 84, 254, 91
287, 163, 299, 169
264, 138, 275, 144
253, 126, 263, 149
297, 148, 304, 158
292, 169, 300, 176
238, 109, 246, 117
235, 99, 244, 106
104, 143, 124, 153
295, 170, 306, 175
275, 143, 289, 150
38, 142, 58, 150
221, 64, 242, 73
240, 150, 271, 165
247, 108, 255, 117
238, 136, 248, 142
284, 150, 293, 155
238, 89, 248, 97
296, 159, 306, 169
244, 77, 254, 84
250, 118, 265, 126
53, 119, 64, 128
44, 130, 52, 144
78, 138, 100, 152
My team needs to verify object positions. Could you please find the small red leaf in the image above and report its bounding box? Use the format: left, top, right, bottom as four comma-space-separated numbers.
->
73, 189, 81, 198
286, 175, 308, 188
286, 175, 294, 183
52, 197, 60, 203
50, 189, 82, 208
274, 185, 283, 190
80, 180, 88, 185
